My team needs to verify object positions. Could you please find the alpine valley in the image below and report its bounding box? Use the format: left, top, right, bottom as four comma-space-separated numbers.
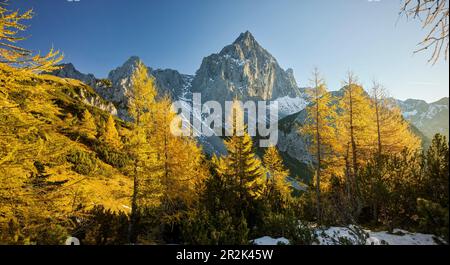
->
49, 31, 449, 181
2, 0, 450, 246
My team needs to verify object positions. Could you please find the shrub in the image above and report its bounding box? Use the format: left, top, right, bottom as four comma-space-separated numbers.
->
93, 143, 129, 169
181, 208, 249, 245
1, 218, 69, 245
73, 205, 129, 245
66, 150, 97, 175
259, 210, 316, 245
417, 198, 449, 242
34, 223, 69, 245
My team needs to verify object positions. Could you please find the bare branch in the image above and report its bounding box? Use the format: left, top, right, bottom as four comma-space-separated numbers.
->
400, 0, 449, 65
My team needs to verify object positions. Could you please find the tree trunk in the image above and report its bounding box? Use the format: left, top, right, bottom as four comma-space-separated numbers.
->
375, 96, 382, 156
315, 86, 322, 223
348, 84, 362, 219
127, 158, 139, 244
127, 112, 141, 244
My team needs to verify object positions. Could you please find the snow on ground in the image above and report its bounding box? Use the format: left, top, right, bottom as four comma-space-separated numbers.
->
252, 236, 290, 245
253, 226, 444, 245
316, 226, 442, 245
367, 229, 440, 245
315, 225, 367, 245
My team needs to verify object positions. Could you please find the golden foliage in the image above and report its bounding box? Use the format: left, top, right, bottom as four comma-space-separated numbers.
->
80, 109, 97, 139
101, 115, 121, 148
0, 3, 62, 73
263, 146, 292, 207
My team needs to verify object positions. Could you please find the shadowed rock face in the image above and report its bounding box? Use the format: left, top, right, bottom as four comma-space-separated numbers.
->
104, 56, 193, 119
191, 31, 303, 103
50, 63, 97, 87
107, 57, 194, 99
277, 108, 312, 164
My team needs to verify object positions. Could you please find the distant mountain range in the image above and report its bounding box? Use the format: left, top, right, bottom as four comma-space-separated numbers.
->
397, 97, 449, 140
49, 31, 449, 172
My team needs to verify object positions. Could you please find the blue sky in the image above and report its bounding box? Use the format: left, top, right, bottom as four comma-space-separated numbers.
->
10, 0, 449, 102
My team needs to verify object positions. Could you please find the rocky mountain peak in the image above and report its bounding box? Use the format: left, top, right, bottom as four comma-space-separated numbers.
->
220, 31, 271, 61
233, 30, 258, 48
103, 56, 194, 119
108, 56, 142, 84
191, 31, 303, 102
49, 63, 96, 87
60, 62, 76, 72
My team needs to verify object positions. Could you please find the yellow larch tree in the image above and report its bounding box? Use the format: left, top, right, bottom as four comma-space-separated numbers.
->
262, 146, 292, 211
336, 72, 377, 216
370, 82, 420, 155
101, 114, 121, 148
300, 68, 338, 221
0, 64, 73, 245
0, 3, 70, 243
125, 60, 162, 243
0, 2, 62, 73
149, 96, 208, 227
80, 109, 97, 139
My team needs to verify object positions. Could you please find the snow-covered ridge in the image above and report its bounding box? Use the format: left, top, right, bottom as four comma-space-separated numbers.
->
174, 94, 308, 137
403, 109, 418, 118
272, 95, 308, 118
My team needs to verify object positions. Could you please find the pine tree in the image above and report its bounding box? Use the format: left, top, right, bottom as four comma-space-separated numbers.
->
80, 109, 97, 139
101, 115, 121, 148
424, 134, 449, 207
214, 100, 265, 228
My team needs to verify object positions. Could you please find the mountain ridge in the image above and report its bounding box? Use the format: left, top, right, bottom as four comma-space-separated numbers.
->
48, 31, 449, 161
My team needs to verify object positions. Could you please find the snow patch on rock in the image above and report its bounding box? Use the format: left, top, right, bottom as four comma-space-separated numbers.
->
272, 96, 308, 118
